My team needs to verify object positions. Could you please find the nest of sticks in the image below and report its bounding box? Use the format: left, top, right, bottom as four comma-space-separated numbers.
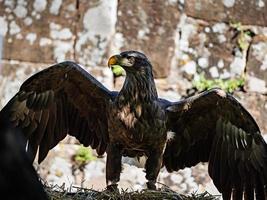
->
45, 184, 220, 200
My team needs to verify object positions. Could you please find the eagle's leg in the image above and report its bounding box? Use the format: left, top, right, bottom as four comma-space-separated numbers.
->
106, 143, 122, 191
145, 150, 162, 190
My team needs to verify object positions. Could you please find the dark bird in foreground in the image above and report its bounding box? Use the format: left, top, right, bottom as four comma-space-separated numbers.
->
0, 116, 48, 199
0, 51, 267, 200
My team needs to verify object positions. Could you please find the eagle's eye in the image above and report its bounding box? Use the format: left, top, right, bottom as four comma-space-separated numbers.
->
127, 56, 135, 65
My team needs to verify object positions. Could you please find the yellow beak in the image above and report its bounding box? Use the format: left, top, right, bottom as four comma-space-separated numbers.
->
108, 55, 119, 68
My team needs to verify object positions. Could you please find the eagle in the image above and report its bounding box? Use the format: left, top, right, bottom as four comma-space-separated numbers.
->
0, 51, 266, 200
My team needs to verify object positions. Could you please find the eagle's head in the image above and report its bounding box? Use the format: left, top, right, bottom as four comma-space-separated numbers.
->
108, 50, 158, 101
108, 51, 153, 75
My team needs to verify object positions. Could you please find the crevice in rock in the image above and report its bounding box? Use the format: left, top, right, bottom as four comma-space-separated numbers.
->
244, 31, 256, 75
73, 0, 80, 60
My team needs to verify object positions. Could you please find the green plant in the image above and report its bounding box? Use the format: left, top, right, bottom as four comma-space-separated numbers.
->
193, 74, 245, 93
74, 145, 96, 166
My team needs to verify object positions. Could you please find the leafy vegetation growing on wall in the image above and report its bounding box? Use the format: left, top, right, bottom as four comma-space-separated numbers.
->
193, 74, 245, 93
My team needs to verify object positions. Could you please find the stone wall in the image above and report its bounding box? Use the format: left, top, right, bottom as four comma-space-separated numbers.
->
0, 0, 266, 133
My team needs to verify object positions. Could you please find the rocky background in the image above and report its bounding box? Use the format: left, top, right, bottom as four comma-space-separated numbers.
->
0, 0, 267, 198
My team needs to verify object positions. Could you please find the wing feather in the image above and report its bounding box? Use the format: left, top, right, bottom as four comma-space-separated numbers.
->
0, 61, 117, 163
164, 88, 267, 199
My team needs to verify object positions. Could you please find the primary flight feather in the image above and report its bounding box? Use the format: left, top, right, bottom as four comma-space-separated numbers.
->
0, 51, 266, 200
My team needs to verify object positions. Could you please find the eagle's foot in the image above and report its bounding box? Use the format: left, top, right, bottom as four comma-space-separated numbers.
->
146, 181, 157, 190
106, 184, 119, 193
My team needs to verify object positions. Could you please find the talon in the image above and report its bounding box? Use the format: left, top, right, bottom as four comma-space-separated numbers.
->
147, 181, 157, 190
106, 184, 119, 193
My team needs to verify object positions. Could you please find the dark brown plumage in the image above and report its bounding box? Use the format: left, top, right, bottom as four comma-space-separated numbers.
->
0, 115, 48, 200
0, 51, 266, 199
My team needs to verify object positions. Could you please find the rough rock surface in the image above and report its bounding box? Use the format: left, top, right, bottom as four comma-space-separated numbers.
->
246, 35, 267, 93
115, 0, 180, 78
185, 0, 267, 26
174, 16, 237, 80
0, 0, 77, 63
75, 0, 117, 66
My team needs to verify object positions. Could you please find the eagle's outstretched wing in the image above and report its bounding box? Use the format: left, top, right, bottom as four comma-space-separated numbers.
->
163, 88, 267, 199
0, 61, 117, 163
